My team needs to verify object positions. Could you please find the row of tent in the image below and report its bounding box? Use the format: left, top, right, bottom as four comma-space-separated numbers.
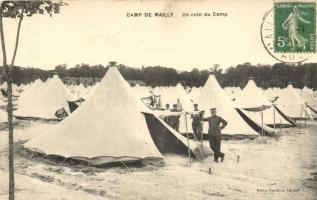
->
0, 80, 94, 101
133, 76, 317, 137
225, 83, 317, 120
0, 65, 316, 165
2, 75, 316, 123
1, 66, 204, 165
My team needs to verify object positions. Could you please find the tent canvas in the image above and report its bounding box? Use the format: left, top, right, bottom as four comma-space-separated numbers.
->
234, 78, 295, 127
15, 74, 75, 120
184, 73, 259, 138
24, 66, 202, 165
155, 83, 194, 111
17, 79, 44, 105
275, 84, 315, 119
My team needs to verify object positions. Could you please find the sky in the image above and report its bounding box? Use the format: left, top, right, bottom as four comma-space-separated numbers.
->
1, 0, 316, 71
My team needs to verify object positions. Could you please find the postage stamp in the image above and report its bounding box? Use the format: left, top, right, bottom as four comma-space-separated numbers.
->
274, 2, 316, 53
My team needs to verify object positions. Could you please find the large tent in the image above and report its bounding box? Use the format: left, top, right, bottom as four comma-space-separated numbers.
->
264, 87, 279, 102
300, 86, 317, 117
15, 74, 75, 120
189, 87, 201, 99
133, 84, 152, 99
185, 73, 260, 138
275, 84, 315, 120
17, 79, 44, 105
234, 78, 295, 128
24, 65, 202, 165
155, 83, 194, 111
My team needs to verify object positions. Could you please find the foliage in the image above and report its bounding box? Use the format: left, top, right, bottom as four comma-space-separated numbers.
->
1, 62, 317, 90
0, 1, 65, 18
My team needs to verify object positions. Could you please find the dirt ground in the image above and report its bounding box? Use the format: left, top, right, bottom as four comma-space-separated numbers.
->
0, 121, 316, 200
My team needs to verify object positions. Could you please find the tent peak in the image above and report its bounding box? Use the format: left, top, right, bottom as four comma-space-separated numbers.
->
109, 61, 117, 67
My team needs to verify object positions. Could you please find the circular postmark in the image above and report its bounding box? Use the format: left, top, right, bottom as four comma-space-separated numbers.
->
261, 4, 317, 63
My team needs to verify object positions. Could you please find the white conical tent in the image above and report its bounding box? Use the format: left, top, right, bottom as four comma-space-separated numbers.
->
188, 87, 200, 100
15, 74, 75, 119
189, 74, 258, 136
72, 83, 87, 98
300, 87, 317, 111
264, 87, 279, 102
157, 83, 194, 111
174, 83, 194, 111
133, 84, 152, 99
17, 79, 44, 105
24, 66, 163, 163
234, 79, 293, 127
234, 79, 272, 109
66, 84, 76, 94
275, 84, 314, 119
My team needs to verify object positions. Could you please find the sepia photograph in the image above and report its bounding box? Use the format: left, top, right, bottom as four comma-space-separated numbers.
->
0, 0, 316, 199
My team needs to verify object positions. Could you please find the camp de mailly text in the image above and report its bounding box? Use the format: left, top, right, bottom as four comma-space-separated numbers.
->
126, 12, 228, 17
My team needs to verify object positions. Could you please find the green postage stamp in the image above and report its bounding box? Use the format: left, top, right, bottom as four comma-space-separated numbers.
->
274, 2, 316, 53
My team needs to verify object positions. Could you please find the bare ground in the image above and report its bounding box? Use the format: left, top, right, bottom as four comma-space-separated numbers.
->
0, 121, 316, 200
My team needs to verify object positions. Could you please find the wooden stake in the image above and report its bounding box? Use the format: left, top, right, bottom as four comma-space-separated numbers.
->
304, 102, 307, 126
200, 112, 204, 150
261, 105, 264, 141
273, 104, 276, 134
184, 113, 191, 165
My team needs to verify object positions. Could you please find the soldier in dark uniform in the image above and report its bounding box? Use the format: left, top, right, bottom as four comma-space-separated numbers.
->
163, 104, 171, 124
203, 108, 227, 162
148, 91, 156, 108
190, 104, 204, 141
169, 104, 181, 131
176, 98, 183, 111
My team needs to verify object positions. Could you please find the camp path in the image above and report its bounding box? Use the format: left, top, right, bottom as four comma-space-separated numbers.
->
0, 122, 316, 200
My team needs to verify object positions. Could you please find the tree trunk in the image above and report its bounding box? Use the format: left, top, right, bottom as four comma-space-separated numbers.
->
6, 76, 14, 200
0, 7, 15, 200
9, 9, 23, 75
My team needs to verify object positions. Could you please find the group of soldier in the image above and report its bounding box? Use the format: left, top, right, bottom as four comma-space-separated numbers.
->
143, 91, 228, 163
187, 104, 227, 162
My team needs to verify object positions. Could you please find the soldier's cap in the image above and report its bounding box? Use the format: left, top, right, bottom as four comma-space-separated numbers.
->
210, 108, 216, 111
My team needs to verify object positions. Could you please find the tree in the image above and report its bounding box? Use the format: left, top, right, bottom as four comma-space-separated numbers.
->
0, 1, 66, 199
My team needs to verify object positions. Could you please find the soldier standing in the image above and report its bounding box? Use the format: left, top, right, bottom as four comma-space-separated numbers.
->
190, 104, 204, 141
203, 108, 227, 162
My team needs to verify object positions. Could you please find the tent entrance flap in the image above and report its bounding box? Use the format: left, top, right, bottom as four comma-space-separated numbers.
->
273, 105, 297, 127
144, 113, 205, 160
307, 104, 317, 115
236, 108, 274, 137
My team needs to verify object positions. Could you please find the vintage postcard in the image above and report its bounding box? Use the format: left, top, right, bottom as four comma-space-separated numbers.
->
0, 0, 316, 200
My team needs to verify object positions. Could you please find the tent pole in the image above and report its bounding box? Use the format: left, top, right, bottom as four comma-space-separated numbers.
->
304, 102, 307, 126
200, 112, 204, 150
273, 104, 276, 134
184, 113, 191, 165
261, 105, 264, 141
300, 105, 303, 125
